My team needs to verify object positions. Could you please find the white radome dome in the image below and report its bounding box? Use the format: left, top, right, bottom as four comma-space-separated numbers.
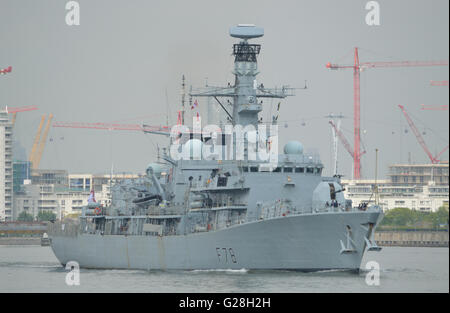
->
283, 141, 304, 155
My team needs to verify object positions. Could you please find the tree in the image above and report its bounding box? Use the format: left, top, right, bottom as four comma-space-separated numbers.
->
381, 207, 414, 226
380, 206, 449, 230
17, 211, 34, 222
37, 210, 56, 222
432, 206, 449, 228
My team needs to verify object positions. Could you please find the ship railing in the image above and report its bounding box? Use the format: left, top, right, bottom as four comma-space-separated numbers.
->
257, 202, 367, 219
146, 206, 182, 216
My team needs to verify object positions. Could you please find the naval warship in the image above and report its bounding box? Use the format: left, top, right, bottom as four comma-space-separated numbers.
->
48, 25, 383, 271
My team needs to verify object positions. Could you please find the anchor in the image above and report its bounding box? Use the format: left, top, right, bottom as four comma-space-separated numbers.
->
361, 223, 382, 252
340, 225, 357, 254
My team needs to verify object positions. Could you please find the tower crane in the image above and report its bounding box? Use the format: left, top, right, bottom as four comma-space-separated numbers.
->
421, 80, 449, 110
326, 47, 448, 179
329, 120, 366, 179
430, 80, 448, 87
52, 121, 170, 136
29, 115, 46, 168
5, 105, 39, 126
398, 105, 449, 164
420, 104, 448, 111
29, 114, 53, 169
34, 114, 53, 169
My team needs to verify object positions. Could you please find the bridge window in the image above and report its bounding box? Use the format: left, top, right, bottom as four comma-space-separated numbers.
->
295, 167, 304, 173
306, 168, 314, 174
250, 167, 258, 172
284, 167, 293, 173
217, 177, 228, 187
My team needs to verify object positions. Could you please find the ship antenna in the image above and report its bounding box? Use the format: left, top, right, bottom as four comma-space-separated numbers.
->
109, 162, 114, 206
367, 148, 380, 206
157, 144, 160, 162
375, 148, 379, 206
165, 88, 170, 126
181, 75, 186, 125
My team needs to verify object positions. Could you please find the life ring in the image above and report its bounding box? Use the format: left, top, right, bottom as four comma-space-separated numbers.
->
94, 207, 101, 215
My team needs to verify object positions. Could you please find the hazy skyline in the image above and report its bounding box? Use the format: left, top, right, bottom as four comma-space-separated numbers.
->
1, 0, 448, 178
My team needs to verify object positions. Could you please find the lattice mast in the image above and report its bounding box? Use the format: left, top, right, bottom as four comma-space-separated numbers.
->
189, 25, 295, 128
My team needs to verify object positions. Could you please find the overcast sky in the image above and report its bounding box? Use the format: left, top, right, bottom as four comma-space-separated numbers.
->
1, 0, 448, 178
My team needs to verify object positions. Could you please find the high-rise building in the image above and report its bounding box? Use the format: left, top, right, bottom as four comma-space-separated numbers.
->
13, 160, 31, 193
0, 110, 13, 221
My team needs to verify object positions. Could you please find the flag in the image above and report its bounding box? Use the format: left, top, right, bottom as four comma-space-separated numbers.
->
88, 189, 96, 203
191, 99, 198, 110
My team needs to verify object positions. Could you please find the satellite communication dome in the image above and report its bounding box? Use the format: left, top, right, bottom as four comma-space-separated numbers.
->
283, 141, 304, 155
229, 24, 264, 39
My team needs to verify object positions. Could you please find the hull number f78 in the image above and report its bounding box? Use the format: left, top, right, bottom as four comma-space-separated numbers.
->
216, 247, 237, 263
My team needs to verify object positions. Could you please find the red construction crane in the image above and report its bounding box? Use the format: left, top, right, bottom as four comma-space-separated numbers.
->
0, 66, 12, 75
4, 105, 39, 126
5, 105, 38, 114
430, 80, 448, 87
326, 47, 448, 179
329, 120, 355, 159
398, 104, 449, 164
329, 120, 366, 175
420, 104, 448, 111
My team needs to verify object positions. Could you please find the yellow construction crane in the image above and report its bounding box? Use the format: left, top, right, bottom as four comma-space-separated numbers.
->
29, 115, 45, 169
29, 114, 53, 169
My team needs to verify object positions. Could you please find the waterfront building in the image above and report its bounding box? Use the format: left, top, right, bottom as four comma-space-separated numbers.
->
0, 110, 13, 221
388, 163, 449, 186
12, 173, 141, 220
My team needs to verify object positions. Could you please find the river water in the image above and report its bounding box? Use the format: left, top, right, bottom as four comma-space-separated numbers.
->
0, 245, 448, 293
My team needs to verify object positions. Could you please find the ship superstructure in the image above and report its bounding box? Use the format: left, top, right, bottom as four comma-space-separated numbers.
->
48, 25, 383, 271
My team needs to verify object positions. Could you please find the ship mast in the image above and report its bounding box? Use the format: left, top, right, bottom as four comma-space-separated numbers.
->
189, 24, 295, 128
181, 75, 186, 125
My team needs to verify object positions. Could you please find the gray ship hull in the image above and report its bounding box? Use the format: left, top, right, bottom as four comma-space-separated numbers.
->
50, 211, 382, 271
